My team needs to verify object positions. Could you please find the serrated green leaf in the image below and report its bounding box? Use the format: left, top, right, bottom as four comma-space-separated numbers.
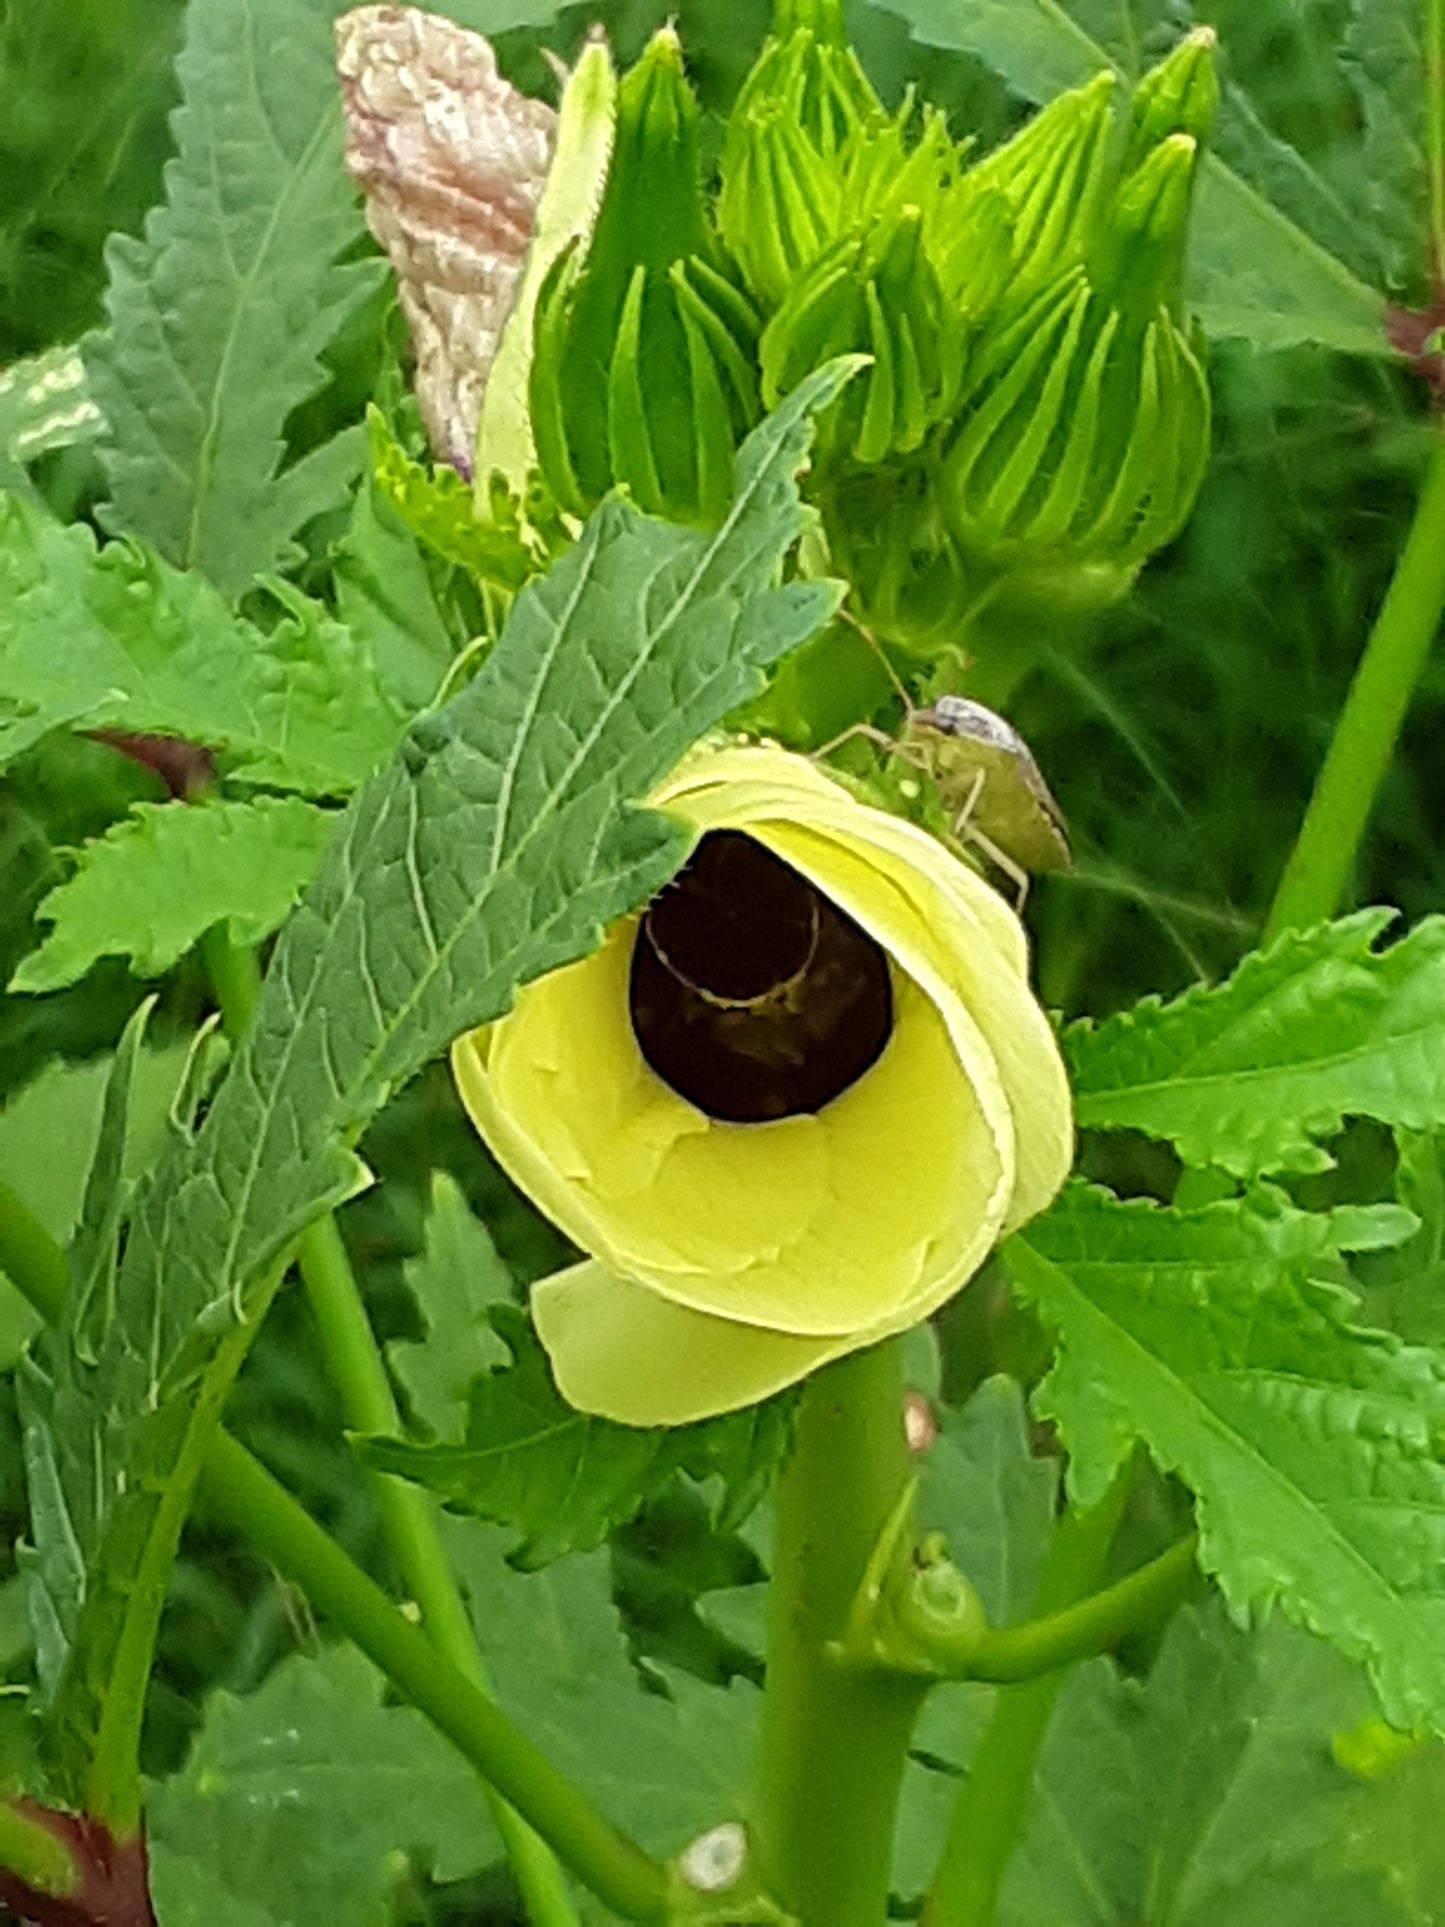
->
83, 0, 385, 595
1341, 0, 1435, 293
365, 1304, 792, 1565
1357, 1130, 1445, 1346
332, 468, 459, 715
1000, 1600, 1398, 1925
0, 493, 403, 790
446, 1520, 756, 1857
369, 410, 538, 590
20, 1001, 154, 1709
1066, 912, 1445, 1178
33, 371, 849, 1818
388, 1173, 513, 1443
146, 1644, 502, 1927
872, 0, 1390, 356
12, 796, 336, 993
1006, 1182, 1445, 1733
0, 346, 102, 494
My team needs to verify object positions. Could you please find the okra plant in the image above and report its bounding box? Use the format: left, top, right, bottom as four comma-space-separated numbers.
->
1, 0, 1444, 1921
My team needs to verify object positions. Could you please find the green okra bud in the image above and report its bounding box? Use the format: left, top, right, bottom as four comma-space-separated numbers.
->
952, 71, 1117, 303
1122, 26, 1220, 180
530, 27, 760, 523
719, 18, 882, 308
761, 205, 968, 463
940, 133, 1210, 616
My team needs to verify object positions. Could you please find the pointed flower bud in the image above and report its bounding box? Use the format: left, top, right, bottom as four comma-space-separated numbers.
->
951, 71, 1117, 304
1121, 26, 1219, 181
940, 133, 1210, 615
530, 28, 760, 523
718, 17, 882, 307
761, 206, 968, 463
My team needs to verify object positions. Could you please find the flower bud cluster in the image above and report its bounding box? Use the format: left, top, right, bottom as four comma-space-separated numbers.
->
716, 13, 1221, 644
524, 4, 1219, 643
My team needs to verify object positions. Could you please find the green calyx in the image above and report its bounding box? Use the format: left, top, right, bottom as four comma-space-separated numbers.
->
1122, 25, 1220, 178
761, 207, 969, 464
952, 71, 1117, 304
938, 281, 1210, 614
718, 19, 882, 308
937, 105, 1211, 616
530, 27, 760, 523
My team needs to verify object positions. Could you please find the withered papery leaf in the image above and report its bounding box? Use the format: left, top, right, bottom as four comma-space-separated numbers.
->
336, 4, 556, 470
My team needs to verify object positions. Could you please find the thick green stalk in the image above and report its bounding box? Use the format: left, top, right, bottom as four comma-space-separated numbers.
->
0, 1183, 666, 1921
200, 928, 575, 1926
1428, 0, 1443, 279
921, 1467, 1134, 1926
1265, 430, 1445, 939
754, 1337, 927, 1924
196, 1433, 668, 1919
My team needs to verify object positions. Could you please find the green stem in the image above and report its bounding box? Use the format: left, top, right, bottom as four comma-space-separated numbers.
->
200, 928, 576, 1926
0, 1183, 665, 1922
1264, 429, 1445, 940
197, 1433, 667, 1919
921, 1465, 1134, 1927
0, 1181, 67, 1323
0, 1803, 81, 1900
898, 1534, 1198, 1683
1428, 0, 1443, 280
754, 1338, 928, 1925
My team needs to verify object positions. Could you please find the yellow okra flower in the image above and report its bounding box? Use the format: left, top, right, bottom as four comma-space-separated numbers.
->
452, 744, 1072, 1425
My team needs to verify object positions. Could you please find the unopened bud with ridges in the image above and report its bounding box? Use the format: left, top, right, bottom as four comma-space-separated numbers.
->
950, 71, 1117, 304
761, 206, 968, 463
1122, 26, 1220, 181
719, 17, 882, 308
939, 133, 1210, 615
530, 27, 760, 523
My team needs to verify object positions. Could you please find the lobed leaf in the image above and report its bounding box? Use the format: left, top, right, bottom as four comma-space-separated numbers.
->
387, 1171, 513, 1443
1065, 912, 1445, 1178
33, 369, 850, 1815
12, 796, 337, 993
365, 1304, 793, 1566
445, 1521, 757, 1857
146, 1644, 502, 1924
1000, 1600, 1397, 1925
1005, 1183, 1445, 1734
83, 0, 385, 596
871, 0, 1391, 357
0, 493, 403, 791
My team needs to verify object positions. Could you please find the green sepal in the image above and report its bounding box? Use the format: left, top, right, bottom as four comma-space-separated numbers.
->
718, 15, 881, 307
1122, 26, 1220, 179
818, 457, 974, 657
1091, 133, 1202, 318
529, 28, 761, 522
761, 208, 967, 464
954, 70, 1117, 302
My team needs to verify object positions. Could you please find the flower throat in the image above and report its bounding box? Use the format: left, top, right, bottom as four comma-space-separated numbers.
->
629, 830, 893, 1123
